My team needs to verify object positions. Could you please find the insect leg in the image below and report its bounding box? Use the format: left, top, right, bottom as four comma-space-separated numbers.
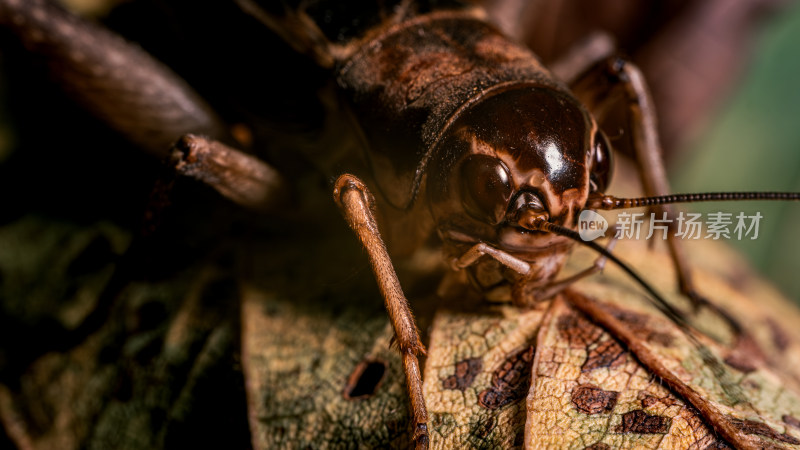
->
450, 233, 618, 307
569, 58, 770, 368
0, 0, 294, 214
170, 135, 288, 212
570, 57, 710, 310
332, 174, 428, 449
0, 0, 227, 157
451, 242, 531, 275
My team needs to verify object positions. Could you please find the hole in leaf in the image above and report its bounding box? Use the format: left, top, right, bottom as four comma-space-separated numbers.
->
344, 359, 386, 399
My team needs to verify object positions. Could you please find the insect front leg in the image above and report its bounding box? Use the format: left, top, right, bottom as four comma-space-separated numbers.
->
332, 174, 429, 449
451, 242, 532, 275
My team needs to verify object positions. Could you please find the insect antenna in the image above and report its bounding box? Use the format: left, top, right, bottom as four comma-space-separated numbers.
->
582, 189, 800, 342
587, 191, 800, 210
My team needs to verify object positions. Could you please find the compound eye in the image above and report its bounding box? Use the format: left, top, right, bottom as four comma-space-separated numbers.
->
459, 154, 513, 225
590, 131, 613, 192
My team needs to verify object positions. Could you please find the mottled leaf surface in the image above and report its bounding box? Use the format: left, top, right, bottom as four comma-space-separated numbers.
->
242, 286, 410, 448
423, 301, 544, 447
544, 238, 800, 449
5, 209, 800, 449
0, 215, 251, 450
525, 296, 726, 448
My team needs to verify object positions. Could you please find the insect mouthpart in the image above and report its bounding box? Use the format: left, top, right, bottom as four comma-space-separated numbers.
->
506, 190, 549, 231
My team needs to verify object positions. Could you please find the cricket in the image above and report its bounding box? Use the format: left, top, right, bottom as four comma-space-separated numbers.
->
2, 0, 800, 448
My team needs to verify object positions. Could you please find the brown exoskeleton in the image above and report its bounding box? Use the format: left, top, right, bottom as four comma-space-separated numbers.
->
2, 0, 799, 448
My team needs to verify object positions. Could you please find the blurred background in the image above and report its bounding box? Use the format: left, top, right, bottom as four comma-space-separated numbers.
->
672, 2, 800, 301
